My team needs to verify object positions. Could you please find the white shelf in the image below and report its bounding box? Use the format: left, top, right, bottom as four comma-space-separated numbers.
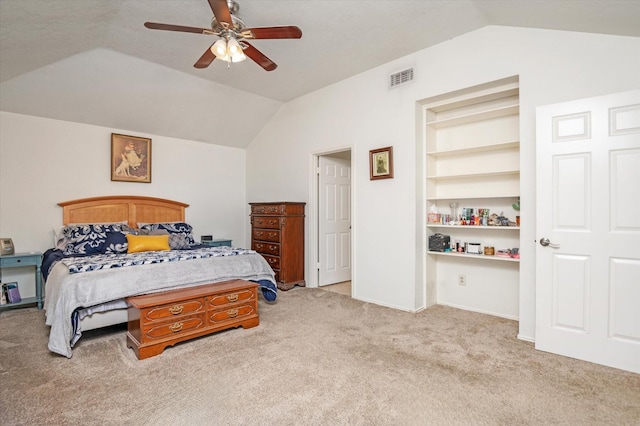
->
427, 194, 520, 201
427, 141, 519, 157
423, 80, 519, 111
427, 224, 519, 230
427, 170, 519, 180
427, 105, 519, 129
428, 251, 520, 263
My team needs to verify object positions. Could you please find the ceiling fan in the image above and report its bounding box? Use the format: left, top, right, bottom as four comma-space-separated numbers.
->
144, 0, 302, 71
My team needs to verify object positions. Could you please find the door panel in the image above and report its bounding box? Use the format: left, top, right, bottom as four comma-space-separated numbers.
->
554, 154, 590, 229
319, 155, 351, 286
536, 90, 640, 373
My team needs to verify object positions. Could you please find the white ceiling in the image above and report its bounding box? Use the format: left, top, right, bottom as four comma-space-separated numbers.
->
1, 0, 639, 147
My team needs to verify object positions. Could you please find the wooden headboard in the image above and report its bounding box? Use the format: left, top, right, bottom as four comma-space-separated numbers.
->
58, 196, 189, 228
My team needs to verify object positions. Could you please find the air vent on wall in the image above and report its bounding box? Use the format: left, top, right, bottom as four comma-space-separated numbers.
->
390, 68, 414, 88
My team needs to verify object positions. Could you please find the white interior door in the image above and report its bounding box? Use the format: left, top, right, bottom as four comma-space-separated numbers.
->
535, 90, 640, 373
318, 155, 351, 286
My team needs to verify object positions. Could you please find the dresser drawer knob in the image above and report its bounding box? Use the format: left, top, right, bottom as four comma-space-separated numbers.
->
169, 322, 183, 333
227, 309, 239, 318
226, 294, 239, 303
169, 305, 183, 315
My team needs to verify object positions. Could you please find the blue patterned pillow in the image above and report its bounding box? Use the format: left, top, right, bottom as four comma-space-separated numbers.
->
62, 223, 129, 255
139, 222, 195, 245
104, 232, 128, 254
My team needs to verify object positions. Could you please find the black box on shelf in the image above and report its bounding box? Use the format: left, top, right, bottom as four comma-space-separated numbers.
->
429, 234, 450, 252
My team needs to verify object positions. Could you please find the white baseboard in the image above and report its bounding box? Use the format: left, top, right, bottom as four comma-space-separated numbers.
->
436, 301, 519, 321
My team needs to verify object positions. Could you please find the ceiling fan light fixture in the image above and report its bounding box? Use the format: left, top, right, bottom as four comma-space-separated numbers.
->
227, 37, 246, 62
211, 39, 228, 58
210, 37, 246, 63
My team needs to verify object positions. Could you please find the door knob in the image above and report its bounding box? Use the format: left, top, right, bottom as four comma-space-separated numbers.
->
539, 238, 560, 248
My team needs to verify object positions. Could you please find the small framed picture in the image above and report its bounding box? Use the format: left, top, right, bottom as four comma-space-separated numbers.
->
111, 133, 152, 183
369, 146, 394, 180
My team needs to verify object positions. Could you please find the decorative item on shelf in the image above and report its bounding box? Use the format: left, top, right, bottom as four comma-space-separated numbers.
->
461, 208, 470, 225
369, 146, 394, 180
479, 208, 490, 226
513, 197, 520, 227
484, 246, 495, 256
428, 233, 450, 252
488, 212, 512, 226
449, 202, 459, 225
466, 243, 482, 254
428, 204, 439, 224
496, 248, 519, 259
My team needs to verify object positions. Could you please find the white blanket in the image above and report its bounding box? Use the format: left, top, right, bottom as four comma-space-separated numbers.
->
45, 253, 275, 357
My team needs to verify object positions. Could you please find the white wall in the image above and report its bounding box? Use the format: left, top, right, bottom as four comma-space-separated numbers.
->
0, 112, 247, 256
246, 26, 640, 340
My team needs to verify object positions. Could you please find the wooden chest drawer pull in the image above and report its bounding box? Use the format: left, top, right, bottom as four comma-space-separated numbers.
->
168, 322, 183, 333
226, 293, 239, 303
227, 309, 239, 318
268, 258, 276, 264
168, 305, 184, 315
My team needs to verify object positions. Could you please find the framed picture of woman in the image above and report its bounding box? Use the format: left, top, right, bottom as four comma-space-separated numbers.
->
369, 146, 394, 180
111, 133, 152, 183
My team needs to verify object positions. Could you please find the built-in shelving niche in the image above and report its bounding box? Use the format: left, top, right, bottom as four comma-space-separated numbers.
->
423, 75, 521, 320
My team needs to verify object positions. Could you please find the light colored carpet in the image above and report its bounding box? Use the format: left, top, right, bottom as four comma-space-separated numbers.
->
1, 287, 638, 425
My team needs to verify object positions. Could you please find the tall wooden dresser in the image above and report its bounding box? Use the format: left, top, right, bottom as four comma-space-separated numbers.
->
250, 202, 305, 291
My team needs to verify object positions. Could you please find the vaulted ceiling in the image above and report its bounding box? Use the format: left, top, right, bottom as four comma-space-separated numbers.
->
1, 0, 639, 148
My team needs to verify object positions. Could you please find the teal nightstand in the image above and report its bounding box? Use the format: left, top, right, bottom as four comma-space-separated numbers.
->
0, 252, 43, 310
201, 239, 232, 247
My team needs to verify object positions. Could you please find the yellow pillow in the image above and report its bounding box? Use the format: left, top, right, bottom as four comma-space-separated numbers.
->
126, 234, 170, 253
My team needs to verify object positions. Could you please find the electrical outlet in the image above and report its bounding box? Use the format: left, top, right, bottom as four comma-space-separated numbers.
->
458, 274, 466, 286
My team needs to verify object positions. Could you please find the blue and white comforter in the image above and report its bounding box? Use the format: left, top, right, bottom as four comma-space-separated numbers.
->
62, 246, 257, 273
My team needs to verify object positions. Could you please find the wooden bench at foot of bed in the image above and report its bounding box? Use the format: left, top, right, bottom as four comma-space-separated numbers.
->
126, 279, 259, 360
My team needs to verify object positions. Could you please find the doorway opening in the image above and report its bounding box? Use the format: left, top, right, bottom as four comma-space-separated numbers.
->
310, 149, 353, 296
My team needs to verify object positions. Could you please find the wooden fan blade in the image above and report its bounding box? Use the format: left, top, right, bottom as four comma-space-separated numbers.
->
144, 22, 212, 34
241, 26, 302, 40
194, 45, 216, 68
241, 41, 277, 71
208, 0, 233, 27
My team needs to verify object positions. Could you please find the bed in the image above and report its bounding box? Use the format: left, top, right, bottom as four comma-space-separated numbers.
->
43, 195, 276, 358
